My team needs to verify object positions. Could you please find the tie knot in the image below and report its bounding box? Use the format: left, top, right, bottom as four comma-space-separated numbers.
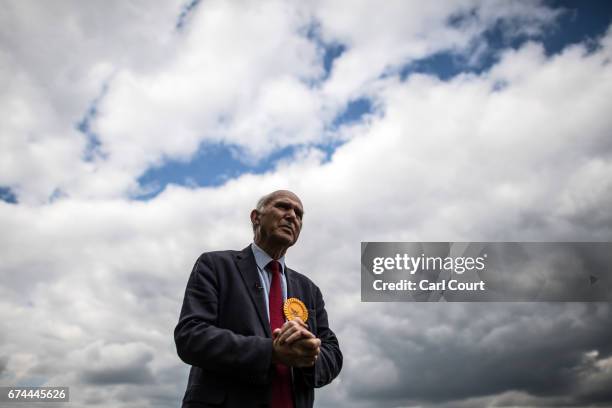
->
267, 260, 282, 275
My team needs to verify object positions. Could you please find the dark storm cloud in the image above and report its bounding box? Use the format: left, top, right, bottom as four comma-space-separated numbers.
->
79, 343, 156, 385
82, 364, 155, 386
2, 1, 612, 408
343, 303, 612, 407
0, 355, 7, 375
362, 242, 612, 301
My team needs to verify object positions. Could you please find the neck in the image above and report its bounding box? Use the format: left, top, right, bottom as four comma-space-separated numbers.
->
255, 239, 288, 260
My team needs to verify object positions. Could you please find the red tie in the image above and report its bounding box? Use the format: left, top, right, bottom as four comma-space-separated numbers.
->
268, 260, 294, 408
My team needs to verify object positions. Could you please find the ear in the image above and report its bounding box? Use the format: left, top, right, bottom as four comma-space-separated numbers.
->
250, 209, 260, 225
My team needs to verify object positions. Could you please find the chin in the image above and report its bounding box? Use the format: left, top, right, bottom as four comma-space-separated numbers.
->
273, 234, 295, 246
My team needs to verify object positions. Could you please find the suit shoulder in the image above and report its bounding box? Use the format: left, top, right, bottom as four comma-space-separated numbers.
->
287, 268, 320, 291
190, 249, 250, 283
191, 249, 246, 273
197, 249, 242, 261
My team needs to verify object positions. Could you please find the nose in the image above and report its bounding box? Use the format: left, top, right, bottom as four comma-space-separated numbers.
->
285, 208, 297, 220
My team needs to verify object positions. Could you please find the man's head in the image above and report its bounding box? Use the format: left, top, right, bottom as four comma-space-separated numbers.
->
251, 190, 304, 255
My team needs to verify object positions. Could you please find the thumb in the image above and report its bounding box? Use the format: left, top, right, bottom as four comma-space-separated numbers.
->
272, 328, 281, 339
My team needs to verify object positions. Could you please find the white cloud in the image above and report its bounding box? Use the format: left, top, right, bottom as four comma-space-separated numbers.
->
2, 0, 563, 202
2, 2, 612, 407
0, 0, 183, 202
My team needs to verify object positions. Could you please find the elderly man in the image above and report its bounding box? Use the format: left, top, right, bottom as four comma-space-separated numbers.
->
175, 190, 342, 408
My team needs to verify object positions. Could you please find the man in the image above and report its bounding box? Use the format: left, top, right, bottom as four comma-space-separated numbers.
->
175, 190, 342, 408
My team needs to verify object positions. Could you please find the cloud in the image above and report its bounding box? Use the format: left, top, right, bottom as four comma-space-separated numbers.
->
315, 0, 561, 98
0, 0, 186, 203
1, 1, 612, 408
0, 355, 7, 375
1, 0, 562, 203
78, 341, 155, 385
341, 303, 612, 406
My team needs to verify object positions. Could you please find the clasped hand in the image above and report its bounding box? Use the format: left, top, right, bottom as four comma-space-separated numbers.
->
272, 318, 320, 367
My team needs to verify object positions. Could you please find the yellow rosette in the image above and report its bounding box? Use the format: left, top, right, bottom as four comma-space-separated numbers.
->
283, 298, 308, 322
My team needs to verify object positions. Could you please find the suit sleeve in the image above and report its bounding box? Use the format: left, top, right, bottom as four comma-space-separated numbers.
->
174, 254, 273, 384
297, 285, 343, 388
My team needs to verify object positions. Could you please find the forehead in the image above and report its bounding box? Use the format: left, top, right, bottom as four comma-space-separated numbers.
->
267, 192, 303, 210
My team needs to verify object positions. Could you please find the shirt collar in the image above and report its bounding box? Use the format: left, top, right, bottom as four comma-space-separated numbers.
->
251, 242, 286, 274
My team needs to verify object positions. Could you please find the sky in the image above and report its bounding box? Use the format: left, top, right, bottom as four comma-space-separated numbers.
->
1, 0, 612, 407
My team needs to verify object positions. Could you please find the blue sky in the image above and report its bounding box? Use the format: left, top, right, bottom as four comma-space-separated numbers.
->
1, 1, 611, 204
2, 2, 612, 407
121, 1, 612, 201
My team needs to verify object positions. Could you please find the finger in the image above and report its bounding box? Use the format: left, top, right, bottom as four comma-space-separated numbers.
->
279, 319, 301, 335
294, 328, 316, 340
291, 318, 308, 330
278, 325, 298, 344
280, 324, 314, 344
278, 332, 291, 345
275, 323, 295, 344
277, 321, 291, 334
290, 317, 308, 328
294, 340, 314, 351
285, 331, 314, 346
295, 345, 319, 358
304, 345, 320, 356
307, 338, 321, 349
284, 329, 310, 345
295, 337, 319, 350
272, 331, 283, 345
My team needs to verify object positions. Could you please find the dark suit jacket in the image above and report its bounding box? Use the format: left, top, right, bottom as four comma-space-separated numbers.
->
174, 246, 342, 408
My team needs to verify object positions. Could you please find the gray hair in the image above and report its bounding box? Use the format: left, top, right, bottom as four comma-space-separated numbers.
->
255, 192, 275, 212
252, 192, 275, 232
251, 190, 302, 233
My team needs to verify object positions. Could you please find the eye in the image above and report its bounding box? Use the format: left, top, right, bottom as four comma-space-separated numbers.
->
274, 201, 303, 219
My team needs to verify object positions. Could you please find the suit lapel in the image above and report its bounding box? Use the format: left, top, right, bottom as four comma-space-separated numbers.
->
235, 246, 272, 337
285, 268, 316, 332
285, 267, 300, 299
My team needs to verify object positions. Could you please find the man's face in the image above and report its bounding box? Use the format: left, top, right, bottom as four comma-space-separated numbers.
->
255, 192, 303, 248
